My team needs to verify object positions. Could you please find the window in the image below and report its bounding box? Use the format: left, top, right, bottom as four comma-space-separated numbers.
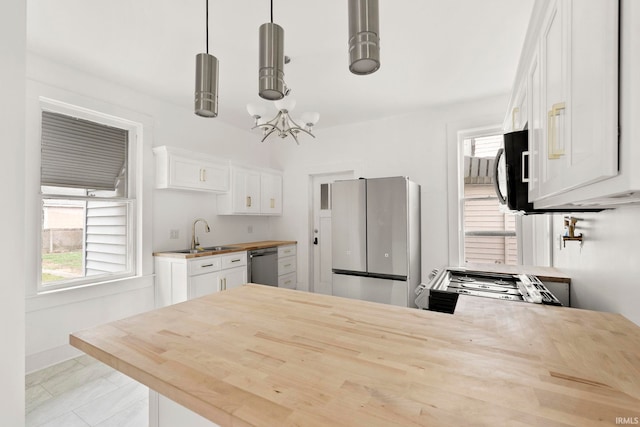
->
40, 109, 136, 291
462, 133, 518, 265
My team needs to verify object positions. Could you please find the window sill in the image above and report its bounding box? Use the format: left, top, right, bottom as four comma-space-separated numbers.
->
26, 274, 154, 313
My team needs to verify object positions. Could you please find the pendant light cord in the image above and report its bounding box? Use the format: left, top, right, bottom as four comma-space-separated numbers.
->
206, 0, 209, 54
270, 0, 273, 23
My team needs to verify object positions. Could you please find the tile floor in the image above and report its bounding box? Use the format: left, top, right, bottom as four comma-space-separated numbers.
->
25, 355, 148, 427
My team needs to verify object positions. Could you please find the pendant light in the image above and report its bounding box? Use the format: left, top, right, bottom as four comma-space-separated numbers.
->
259, 0, 288, 100
195, 0, 219, 117
348, 0, 380, 75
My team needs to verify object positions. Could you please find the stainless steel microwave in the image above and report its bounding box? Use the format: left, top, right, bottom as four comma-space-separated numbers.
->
494, 130, 602, 214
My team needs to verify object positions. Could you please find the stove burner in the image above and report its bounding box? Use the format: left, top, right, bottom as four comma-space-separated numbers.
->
456, 276, 476, 282
493, 280, 512, 286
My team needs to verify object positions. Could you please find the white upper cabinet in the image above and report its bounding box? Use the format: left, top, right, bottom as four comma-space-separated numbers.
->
534, 0, 619, 202
504, 79, 528, 132
260, 172, 283, 215
153, 146, 229, 193
507, 0, 621, 207
217, 166, 283, 215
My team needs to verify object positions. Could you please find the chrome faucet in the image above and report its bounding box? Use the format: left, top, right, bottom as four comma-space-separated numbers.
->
191, 218, 211, 251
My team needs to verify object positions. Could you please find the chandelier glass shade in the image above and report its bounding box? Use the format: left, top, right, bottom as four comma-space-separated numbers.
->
247, 99, 319, 145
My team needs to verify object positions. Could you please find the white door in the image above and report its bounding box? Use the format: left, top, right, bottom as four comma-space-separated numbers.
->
311, 172, 352, 295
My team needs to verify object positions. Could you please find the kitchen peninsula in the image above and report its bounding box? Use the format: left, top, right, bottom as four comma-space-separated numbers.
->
70, 285, 640, 426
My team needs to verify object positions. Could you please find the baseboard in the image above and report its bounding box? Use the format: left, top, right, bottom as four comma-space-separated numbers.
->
26, 344, 83, 374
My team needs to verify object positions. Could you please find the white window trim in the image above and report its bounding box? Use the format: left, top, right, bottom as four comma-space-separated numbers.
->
37, 97, 142, 293
448, 124, 525, 266
448, 123, 554, 267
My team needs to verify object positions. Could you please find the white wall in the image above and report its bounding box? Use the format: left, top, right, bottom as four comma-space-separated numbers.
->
552, 207, 640, 325
271, 95, 509, 292
0, 0, 26, 423
24, 55, 277, 372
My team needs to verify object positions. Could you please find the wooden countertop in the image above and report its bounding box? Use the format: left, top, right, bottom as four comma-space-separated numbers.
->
70, 285, 640, 426
464, 262, 571, 283
153, 240, 296, 259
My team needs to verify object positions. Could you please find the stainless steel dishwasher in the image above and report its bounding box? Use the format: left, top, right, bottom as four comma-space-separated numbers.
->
248, 247, 278, 286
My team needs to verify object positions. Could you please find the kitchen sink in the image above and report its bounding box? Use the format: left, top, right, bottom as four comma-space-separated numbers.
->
201, 246, 235, 251
171, 246, 236, 254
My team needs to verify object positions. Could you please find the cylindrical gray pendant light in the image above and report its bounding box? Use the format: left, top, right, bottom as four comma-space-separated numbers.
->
195, 0, 219, 117
348, 0, 380, 75
195, 53, 219, 117
258, 22, 286, 100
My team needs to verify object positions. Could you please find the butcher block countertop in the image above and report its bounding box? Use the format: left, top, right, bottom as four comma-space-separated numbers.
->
70, 285, 640, 426
464, 262, 571, 283
153, 240, 296, 259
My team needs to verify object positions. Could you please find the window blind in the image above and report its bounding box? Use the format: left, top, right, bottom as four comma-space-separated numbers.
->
41, 111, 128, 191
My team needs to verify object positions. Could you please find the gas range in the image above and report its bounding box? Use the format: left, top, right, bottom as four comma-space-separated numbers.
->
414, 268, 562, 313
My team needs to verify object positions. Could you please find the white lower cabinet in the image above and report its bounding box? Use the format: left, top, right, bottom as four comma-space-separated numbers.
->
219, 252, 247, 291
154, 251, 247, 307
277, 244, 297, 289
190, 272, 220, 299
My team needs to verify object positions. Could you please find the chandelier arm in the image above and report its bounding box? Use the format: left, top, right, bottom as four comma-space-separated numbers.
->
252, 123, 276, 131
286, 116, 304, 129
261, 128, 278, 142
290, 131, 300, 145
288, 127, 315, 139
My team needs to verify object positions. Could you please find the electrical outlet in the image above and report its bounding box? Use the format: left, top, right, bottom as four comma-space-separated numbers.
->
247, 225, 253, 234
170, 229, 179, 239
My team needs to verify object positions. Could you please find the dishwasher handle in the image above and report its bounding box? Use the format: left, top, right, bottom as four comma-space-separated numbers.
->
250, 252, 274, 258
249, 247, 278, 258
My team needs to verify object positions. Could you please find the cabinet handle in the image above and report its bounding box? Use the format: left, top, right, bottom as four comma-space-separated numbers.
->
270, 198, 275, 209
199, 168, 204, 182
521, 151, 530, 183
201, 264, 214, 268
284, 263, 291, 268
231, 259, 241, 263
246, 196, 252, 207
202, 169, 207, 182
547, 102, 566, 160
512, 106, 519, 130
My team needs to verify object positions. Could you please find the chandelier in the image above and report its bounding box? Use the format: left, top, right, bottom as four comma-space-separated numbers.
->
246, 98, 319, 145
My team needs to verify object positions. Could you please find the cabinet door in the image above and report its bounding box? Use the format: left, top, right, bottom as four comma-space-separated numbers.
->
170, 155, 228, 192
171, 156, 209, 190
220, 266, 247, 291
189, 272, 220, 299
534, 0, 618, 201
260, 172, 283, 215
528, 50, 542, 202
232, 168, 261, 214
200, 163, 229, 192
510, 81, 528, 132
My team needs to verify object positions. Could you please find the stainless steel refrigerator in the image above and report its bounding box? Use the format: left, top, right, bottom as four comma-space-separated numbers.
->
331, 176, 421, 307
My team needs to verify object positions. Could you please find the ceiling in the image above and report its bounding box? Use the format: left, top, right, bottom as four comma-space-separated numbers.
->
26, 0, 534, 131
